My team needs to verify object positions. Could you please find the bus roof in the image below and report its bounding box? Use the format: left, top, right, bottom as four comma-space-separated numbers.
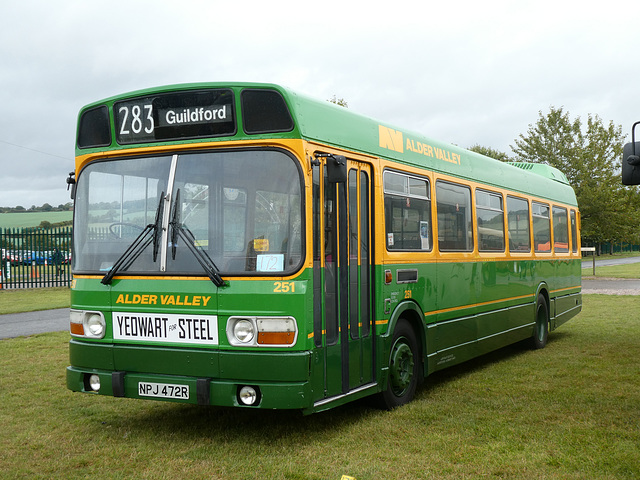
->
78, 82, 578, 206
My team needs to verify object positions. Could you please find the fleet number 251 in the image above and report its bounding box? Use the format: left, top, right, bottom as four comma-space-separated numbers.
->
274, 281, 295, 293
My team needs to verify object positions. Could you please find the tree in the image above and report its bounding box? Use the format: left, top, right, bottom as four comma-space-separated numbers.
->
511, 107, 634, 250
328, 95, 348, 108
512, 107, 583, 185
468, 144, 511, 162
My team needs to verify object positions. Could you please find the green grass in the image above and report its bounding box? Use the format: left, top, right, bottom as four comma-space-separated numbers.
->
0, 211, 73, 228
1, 295, 638, 479
0, 287, 70, 314
583, 261, 640, 279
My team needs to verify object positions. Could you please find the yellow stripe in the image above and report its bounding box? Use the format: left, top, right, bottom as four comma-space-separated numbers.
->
551, 286, 582, 294
425, 293, 535, 317
72, 273, 305, 281
423, 285, 581, 318
74, 274, 216, 281
308, 320, 389, 339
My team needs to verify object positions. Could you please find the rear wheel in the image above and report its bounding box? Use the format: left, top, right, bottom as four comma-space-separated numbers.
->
378, 319, 421, 409
530, 293, 549, 349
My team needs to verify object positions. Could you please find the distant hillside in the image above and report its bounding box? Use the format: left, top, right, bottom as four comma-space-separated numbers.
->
0, 211, 73, 228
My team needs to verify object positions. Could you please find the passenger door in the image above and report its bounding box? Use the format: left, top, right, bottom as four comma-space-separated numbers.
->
313, 158, 374, 401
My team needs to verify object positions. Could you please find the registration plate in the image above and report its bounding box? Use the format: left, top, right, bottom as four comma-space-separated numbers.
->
138, 382, 189, 400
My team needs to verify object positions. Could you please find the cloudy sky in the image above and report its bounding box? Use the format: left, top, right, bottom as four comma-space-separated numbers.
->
1, 0, 638, 208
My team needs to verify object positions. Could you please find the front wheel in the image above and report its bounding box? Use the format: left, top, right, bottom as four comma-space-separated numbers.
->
529, 293, 549, 350
378, 319, 421, 409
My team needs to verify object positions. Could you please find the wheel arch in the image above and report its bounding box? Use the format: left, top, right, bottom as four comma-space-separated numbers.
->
536, 282, 550, 309
536, 282, 551, 326
384, 300, 426, 378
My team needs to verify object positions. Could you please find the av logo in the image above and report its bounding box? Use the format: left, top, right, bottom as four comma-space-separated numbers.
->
378, 125, 404, 153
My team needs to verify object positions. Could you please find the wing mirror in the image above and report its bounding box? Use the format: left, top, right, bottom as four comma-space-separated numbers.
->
622, 121, 640, 185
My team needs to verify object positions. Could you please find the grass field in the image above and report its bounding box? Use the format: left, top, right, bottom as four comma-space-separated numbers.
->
0, 295, 638, 479
583, 261, 640, 278
0, 287, 70, 314
0, 211, 73, 228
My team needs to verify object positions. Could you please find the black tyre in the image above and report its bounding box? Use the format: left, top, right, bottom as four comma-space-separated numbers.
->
378, 319, 421, 409
530, 293, 549, 350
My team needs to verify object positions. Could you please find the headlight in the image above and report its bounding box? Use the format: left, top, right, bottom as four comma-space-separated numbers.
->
70, 310, 106, 339
238, 385, 259, 405
233, 319, 255, 343
86, 313, 105, 337
88, 374, 101, 392
227, 316, 297, 347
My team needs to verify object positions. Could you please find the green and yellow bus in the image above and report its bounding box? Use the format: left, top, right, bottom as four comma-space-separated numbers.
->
66, 82, 581, 413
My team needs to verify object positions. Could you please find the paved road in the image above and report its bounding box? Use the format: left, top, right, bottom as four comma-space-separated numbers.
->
582, 255, 640, 269
582, 278, 640, 295
0, 308, 69, 339
581, 256, 640, 294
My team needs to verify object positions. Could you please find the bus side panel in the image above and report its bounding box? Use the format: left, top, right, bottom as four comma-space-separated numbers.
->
433, 258, 535, 368
552, 258, 582, 329
554, 292, 582, 328
475, 260, 511, 354
475, 259, 535, 356
433, 260, 476, 345
427, 261, 478, 370
507, 258, 537, 338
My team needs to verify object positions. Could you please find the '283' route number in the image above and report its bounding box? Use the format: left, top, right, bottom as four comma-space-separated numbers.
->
273, 281, 295, 293
119, 104, 154, 136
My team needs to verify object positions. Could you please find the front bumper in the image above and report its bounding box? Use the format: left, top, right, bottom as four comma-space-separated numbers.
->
67, 339, 312, 409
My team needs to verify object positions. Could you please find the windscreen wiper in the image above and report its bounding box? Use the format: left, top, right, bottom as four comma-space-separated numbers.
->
169, 189, 226, 287
101, 193, 165, 285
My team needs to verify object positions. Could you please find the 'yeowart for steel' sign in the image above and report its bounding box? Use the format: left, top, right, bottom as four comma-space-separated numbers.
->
112, 312, 218, 345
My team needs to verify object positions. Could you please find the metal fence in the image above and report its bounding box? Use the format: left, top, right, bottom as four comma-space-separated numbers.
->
0, 227, 72, 289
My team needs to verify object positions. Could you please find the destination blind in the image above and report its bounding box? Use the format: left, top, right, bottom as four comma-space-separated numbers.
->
114, 89, 235, 144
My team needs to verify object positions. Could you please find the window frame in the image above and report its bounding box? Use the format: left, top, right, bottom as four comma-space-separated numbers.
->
552, 205, 570, 253
435, 180, 474, 252
506, 195, 531, 254
532, 201, 552, 253
383, 170, 432, 252
475, 189, 505, 253
570, 209, 578, 253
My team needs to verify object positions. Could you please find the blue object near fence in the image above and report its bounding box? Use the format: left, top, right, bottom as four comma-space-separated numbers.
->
0, 227, 73, 289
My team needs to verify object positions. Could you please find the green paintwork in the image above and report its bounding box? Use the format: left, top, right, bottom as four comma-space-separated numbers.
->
69, 82, 581, 413
374, 257, 581, 376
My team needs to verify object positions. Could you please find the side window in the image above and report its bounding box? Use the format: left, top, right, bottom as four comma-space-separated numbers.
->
553, 206, 569, 253
383, 171, 432, 251
436, 181, 473, 252
476, 190, 505, 252
506, 196, 530, 252
570, 210, 578, 253
532, 202, 551, 253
